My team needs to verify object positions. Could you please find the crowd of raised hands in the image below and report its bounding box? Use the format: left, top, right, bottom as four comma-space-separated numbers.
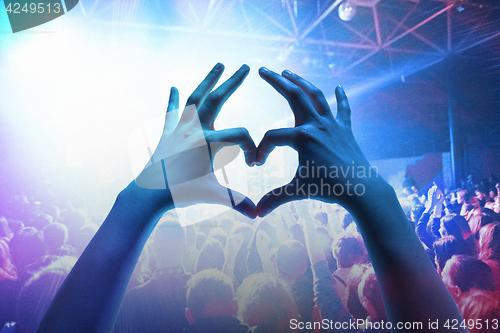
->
4, 63, 499, 332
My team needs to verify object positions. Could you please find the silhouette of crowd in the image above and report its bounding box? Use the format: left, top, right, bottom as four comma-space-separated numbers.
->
1, 64, 494, 332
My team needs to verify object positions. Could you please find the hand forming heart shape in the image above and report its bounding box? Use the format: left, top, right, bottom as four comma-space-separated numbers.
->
135, 63, 379, 223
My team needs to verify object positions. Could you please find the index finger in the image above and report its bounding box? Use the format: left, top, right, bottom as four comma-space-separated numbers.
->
281, 70, 333, 119
179, 63, 225, 126
258, 67, 317, 125
198, 64, 250, 129
335, 86, 352, 129
185, 63, 225, 109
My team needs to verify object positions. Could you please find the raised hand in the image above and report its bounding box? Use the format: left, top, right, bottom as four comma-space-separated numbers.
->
256, 229, 272, 254
136, 63, 257, 219
255, 68, 378, 217
255, 229, 277, 276
254, 68, 466, 331
223, 232, 245, 277
425, 186, 436, 209
425, 184, 444, 210
38, 64, 467, 333
36, 64, 257, 333
226, 232, 245, 256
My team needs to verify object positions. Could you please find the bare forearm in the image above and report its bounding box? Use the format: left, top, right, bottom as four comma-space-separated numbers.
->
223, 252, 237, 277
252, 67, 465, 332
37, 181, 174, 333
259, 249, 278, 276
302, 218, 326, 264
345, 179, 466, 331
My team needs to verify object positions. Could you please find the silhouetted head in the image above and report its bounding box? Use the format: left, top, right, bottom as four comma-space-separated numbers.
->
441, 255, 494, 303
276, 240, 308, 282
196, 238, 225, 272
433, 236, 474, 273
237, 273, 298, 332
345, 264, 370, 320
43, 223, 69, 254
358, 267, 386, 321
332, 232, 365, 269
15, 256, 76, 332
479, 222, 500, 261
185, 269, 236, 324
460, 289, 499, 333
9, 227, 45, 275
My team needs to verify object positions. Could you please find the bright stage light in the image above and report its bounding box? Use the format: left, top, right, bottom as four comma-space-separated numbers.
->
0, 11, 300, 212
339, 1, 357, 21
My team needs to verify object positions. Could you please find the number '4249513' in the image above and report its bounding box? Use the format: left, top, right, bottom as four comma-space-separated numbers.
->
5, 2, 61, 14
443, 318, 499, 330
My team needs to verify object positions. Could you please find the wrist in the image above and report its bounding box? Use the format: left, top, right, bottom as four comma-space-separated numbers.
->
120, 180, 175, 214
342, 176, 393, 208
424, 204, 432, 212
344, 180, 409, 232
111, 181, 175, 236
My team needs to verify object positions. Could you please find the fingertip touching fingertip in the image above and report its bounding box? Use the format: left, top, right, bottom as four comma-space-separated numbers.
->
248, 160, 258, 167
244, 208, 257, 219
255, 153, 266, 166
238, 203, 257, 219
257, 205, 271, 218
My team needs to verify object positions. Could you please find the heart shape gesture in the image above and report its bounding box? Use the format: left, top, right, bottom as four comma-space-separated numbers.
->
136, 63, 257, 220
41, 64, 465, 333
255, 68, 377, 217
135, 63, 378, 222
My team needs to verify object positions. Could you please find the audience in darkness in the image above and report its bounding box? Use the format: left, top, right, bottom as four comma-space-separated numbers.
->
3, 176, 498, 333
1, 64, 499, 333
